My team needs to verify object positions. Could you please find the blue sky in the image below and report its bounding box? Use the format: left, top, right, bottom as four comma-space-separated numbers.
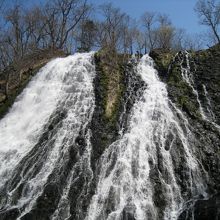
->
89, 0, 204, 35
6, 0, 204, 35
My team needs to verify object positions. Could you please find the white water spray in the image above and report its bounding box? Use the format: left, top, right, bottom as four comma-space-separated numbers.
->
86, 55, 206, 220
179, 52, 206, 120
0, 53, 96, 218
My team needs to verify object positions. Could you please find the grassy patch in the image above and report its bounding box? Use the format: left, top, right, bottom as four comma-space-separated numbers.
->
94, 50, 126, 124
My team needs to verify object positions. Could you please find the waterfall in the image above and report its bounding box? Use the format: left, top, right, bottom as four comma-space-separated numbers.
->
178, 51, 206, 120
0, 52, 209, 220
202, 84, 220, 131
86, 55, 207, 220
175, 51, 220, 131
0, 52, 96, 219
202, 84, 215, 121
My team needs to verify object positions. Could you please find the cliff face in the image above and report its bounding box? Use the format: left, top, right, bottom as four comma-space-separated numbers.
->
151, 45, 220, 219
151, 45, 220, 124
90, 51, 146, 169
91, 49, 220, 219
193, 45, 220, 125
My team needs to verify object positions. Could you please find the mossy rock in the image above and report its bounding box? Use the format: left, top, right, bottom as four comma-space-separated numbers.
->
151, 49, 204, 120
149, 48, 174, 79
94, 50, 126, 123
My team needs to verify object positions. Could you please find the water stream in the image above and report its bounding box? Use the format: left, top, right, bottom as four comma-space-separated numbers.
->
0, 53, 210, 220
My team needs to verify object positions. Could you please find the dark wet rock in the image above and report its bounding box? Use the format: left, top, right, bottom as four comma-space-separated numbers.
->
90, 53, 120, 170
149, 48, 174, 80
90, 54, 145, 171
0, 208, 20, 220
153, 45, 220, 219
121, 203, 136, 220
149, 167, 167, 217
178, 193, 220, 220
20, 183, 60, 220
193, 44, 220, 125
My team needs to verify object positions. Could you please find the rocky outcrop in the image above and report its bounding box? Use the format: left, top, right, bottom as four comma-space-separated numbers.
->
178, 193, 220, 220
90, 51, 145, 169
149, 48, 174, 80
151, 45, 220, 219
90, 51, 125, 170
193, 44, 220, 125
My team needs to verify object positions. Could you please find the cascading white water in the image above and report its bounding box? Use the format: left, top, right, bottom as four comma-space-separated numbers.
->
202, 84, 220, 131
177, 52, 220, 132
86, 55, 207, 220
179, 51, 206, 120
0, 52, 96, 218
202, 84, 215, 121
0, 52, 212, 220
0, 58, 69, 187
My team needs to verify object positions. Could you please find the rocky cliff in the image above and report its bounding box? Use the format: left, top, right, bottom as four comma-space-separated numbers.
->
151, 45, 220, 219
88, 47, 220, 219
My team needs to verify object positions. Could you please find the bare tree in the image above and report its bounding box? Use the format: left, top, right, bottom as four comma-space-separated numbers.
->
0, 0, 94, 72
94, 21, 106, 49
98, 3, 128, 52
172, 28, 186, 51
141, 11, 158, 51
195, 0, 220, 44
183, 33, 204, 50
136, 31, 145, 54
156, 14, 175, 50
141, 12, 179, 51
122, 24, 139, 55
44, 0, 90, 49
76, 19, 96, 52
119, 16, 138, 55
0, 0, 5, 14
5, 5, 25, 57
23, 6, 47, 50
0, 35, 14, 70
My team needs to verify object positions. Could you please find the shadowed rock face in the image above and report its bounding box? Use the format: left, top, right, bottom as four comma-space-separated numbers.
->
180, 45, 220, 219
90, 55, 145, 171
152, 46, 220, 219
193, 45, 220, 125
178, 193, 220, 220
